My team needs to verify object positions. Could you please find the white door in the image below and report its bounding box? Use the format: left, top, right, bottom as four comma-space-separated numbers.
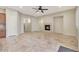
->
54, 16, 63, 33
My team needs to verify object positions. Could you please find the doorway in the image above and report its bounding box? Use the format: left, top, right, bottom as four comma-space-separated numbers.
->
24, 23, 31, 32
24, 18, 31, 32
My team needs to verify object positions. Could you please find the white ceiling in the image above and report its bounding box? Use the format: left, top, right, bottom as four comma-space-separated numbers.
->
0, 6, 76, 17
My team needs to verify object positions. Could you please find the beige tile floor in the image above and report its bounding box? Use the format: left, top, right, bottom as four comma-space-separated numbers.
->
0, 32, 78, 52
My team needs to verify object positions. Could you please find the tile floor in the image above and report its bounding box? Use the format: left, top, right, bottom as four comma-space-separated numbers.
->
0, 32, 78, 52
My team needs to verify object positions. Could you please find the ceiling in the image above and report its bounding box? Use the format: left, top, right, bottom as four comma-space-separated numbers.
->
0, 6, 76, 17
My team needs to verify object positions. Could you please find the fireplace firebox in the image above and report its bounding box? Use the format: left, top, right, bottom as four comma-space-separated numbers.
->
45, 25, 50, 31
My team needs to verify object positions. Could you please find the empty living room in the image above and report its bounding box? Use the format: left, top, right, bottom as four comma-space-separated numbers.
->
0, 6, 79, 52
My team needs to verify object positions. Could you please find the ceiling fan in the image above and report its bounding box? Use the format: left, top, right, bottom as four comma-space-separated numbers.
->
32, 6, 48, 13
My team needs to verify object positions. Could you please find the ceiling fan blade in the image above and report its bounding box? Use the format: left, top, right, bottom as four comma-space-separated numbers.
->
32, 6, 48, 14
41, 10, 44, 13
36, 10, 39, 13
32, 8, 38, 10
38, 6, 42, 10
32, 10, 39, 15
39, 6, 42, 8
42, 9, 48, 10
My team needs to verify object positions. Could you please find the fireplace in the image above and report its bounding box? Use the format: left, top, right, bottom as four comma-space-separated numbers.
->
45, 25, 50, 31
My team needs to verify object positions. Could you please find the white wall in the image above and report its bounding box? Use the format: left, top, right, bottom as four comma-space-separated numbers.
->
37, 9, 76, 36
76, 7, 79, 48
31, 17, 41, 31
38, 16, 54, 32
6, 9, 20, 37
17, 13, 21, 34
31, 16, 54, 32
63, 10, 76, 36
53, 16, 63, 33
53, 9, 76, 36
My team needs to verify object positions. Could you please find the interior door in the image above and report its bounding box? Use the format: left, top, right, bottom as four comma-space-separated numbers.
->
54, 16, 63, 33
0, 13, 6, 38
